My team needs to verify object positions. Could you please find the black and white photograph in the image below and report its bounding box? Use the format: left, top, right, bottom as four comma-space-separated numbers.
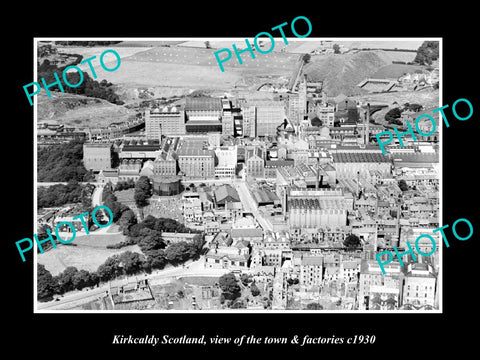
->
32, 37, 443, 314
6, 7, 479, 356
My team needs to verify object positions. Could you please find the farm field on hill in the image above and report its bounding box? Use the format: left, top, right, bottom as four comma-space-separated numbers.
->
57, 43, 298, 101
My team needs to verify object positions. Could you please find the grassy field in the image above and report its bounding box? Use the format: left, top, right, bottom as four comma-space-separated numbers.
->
37, 232, 142, 276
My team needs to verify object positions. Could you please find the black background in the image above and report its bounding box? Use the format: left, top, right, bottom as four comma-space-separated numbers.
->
5, 4, 478, 356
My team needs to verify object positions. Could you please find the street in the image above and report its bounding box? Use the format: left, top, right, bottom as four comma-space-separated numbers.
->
233, 180, 274, 232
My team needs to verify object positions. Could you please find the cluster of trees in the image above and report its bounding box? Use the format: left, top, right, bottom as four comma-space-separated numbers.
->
414, 41, 439, 65
36, 224, 59, 253
384, 107, 403, 126
219, 273, 241, 302
306, 302, 323, 310
38, 57, 123, 105
127, 215, 201, 253
37, 250, 146, 301
102, 186, 130, 223
38, 264, 100, 301
240, 274, 261, 297
385, 103, 424, 126
333, 44, 341, 54
343, 234, 362, 250
286, 278, 299, 286
37, 180, 84, 208
38, 230, 205, 302
110, 212, 203, 268
114, 179, 136, 191
132, 215, 201, 235
403, 103, 423, 112
250, 283, 260, 297
38, 140, 94, 182
398, 179, 409, 192
134, 176, 153, 207
311, 117, 323, 127
392, 60, 417, 65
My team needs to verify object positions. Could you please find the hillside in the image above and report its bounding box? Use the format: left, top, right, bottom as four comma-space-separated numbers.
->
303, 51, 390, 97
37, 91, 137, 128
371, 63, 425, 79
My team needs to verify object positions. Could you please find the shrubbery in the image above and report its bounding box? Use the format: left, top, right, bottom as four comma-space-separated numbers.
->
37, 55, 124, 105
414, 41, 439, 65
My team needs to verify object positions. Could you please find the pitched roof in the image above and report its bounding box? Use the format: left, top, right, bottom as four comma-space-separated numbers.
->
231, 228, 263, 239
215, 185, 240, 203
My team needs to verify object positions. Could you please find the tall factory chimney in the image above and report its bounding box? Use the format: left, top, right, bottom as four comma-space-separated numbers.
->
366, 103, 370, 145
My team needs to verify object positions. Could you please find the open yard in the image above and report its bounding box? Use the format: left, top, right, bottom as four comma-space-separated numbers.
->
142, 195, 184, 223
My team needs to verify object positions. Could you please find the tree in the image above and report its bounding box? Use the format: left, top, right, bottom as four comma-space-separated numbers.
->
230, 299, 246, 309
250, 282, 260, 296
37, 264, 56, 301
97, 255, 122, 281
218, 273, 241, 301
137, 231, 166, 252
302, 53, 311, 63
134, 176, 152, 208
164, 241, 196, 264
204, 41, 211, 49
414, 41, 439, 65
385, 107, 402, 123
72, 269, 93, 290
145, 249, 167, 269
56, 266, 79, 293
36, 224, 57, 253
311, 117, 322, 127
398, 179, 409, 192
333, 44, 340, 54
343, 234, 361, 250
119, 251, 146, 275
287, 278, 299, 286
240, 273, 252, 286
306, 302, 323, 310
118, 209, 137, 233
37, 181, 84, 208
37, 140, 90, 182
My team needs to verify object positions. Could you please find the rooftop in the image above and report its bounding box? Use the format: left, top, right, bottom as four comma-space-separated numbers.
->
332, 152, 391, 163
122, 145, 161, 152
301, 256, 324, 266
185, 97, 222, 111
215, 184, 240, 203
